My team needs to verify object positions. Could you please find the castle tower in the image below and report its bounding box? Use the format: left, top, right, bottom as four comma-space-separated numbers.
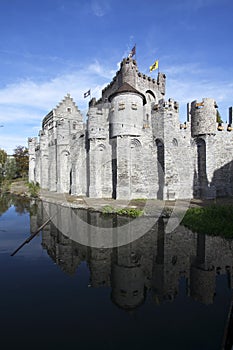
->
87, 105, 112, 198
119, 57, 138, 87
38, 129, 49, 189
191, 98, 217, 137
151, 98, 193, 200
191, 98, 218, 199
28, 137, 38, 183
109, 82, 145, 138
109, 82, 145, 199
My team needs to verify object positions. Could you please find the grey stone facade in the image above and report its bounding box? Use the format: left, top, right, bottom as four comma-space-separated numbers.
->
29, 57, 233, 200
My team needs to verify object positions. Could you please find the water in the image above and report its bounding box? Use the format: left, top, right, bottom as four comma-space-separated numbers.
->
0, 195, 232, 349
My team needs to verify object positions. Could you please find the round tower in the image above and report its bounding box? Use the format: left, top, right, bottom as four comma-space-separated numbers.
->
191, 98, 217, 137
111, 264, 145, 310
120, 57, 138, 86
109, 82, 145, 138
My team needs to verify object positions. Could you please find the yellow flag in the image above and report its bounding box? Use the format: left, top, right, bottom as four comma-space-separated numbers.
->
150, 60, 159, 72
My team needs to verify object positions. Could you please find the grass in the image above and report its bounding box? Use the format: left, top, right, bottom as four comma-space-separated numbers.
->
181, 205, 233, 239
102, 205, 144, 218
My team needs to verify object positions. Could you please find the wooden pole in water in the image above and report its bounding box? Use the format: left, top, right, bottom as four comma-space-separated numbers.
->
11, 212, 57, 257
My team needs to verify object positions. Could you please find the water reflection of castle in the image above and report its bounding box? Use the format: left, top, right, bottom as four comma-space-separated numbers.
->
32, 202, 233, 310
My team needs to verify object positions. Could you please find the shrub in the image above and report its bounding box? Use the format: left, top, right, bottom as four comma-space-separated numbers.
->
102, 205, 114, 214
116, 208, 144, 218
181, 205, 233, 238
102, 205, 144, 217
27, 181, 40, 198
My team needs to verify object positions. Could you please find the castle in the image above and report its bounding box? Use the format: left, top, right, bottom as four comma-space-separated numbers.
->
28, 57, 233, 200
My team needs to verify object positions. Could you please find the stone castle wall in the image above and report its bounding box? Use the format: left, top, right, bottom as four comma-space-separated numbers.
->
29, 58, 233, 200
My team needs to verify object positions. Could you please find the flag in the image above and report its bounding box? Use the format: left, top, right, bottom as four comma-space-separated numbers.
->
84, 89, 90, 98
150, 60, 159, 72
129, 45, 136, 58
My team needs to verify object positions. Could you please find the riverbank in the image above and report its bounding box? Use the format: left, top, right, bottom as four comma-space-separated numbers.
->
6, 179, 233, 217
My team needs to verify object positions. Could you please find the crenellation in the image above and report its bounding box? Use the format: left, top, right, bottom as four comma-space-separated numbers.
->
29, 57, 233, 200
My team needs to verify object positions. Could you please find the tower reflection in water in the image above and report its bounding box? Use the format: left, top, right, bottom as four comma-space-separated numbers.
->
32, 201, 233, 310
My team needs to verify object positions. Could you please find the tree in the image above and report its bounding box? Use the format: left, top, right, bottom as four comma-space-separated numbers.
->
0, 148, 7, 185
4, 157, 17, 180
13, 146, 29, 178
0, 148, 7, 167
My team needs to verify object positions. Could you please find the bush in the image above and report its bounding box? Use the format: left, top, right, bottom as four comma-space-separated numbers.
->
102, 205, 143, 217
181, 205, 233, 238
27, 181, 40, 198
102, 205, 114, 215
116, 208, 144, 217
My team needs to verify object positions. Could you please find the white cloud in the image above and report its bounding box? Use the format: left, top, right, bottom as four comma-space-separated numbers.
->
0, 61, 113, 116
0, 60, 114, 153
0, 56, 232, 152
0, 134, 28, 154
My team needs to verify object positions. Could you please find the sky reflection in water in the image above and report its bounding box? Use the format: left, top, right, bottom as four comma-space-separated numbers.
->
0, 196, 232, 350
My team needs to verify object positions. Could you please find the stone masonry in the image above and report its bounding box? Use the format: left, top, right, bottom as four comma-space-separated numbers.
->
28, 57, 233, 200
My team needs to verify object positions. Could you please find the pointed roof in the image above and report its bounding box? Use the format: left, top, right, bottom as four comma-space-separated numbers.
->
108, 82, 146, 104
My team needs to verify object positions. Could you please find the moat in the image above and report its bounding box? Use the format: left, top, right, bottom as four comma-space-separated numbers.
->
0, 195, 232, 349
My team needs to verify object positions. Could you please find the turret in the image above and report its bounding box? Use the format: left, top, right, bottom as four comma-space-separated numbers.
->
119, 57, 138, 86
109, 82, 145, 138
191, 98, 217, 137
28, 137, 38, 183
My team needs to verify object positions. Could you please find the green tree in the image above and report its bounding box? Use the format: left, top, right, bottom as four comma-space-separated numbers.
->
0, 148, 7, 167
13, 146, 29, 178
0, 148, 7, 185
216, 109, 223, 123
4, 157, 17, 180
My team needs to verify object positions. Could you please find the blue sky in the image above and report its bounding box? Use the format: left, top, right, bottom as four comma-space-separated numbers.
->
0, 0, 233, 153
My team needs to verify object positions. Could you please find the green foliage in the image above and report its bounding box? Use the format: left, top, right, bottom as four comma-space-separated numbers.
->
4, 157, 17, 180
0, 179, 11, 193
116, 208, 144, 217
13, 145, 29, 178
181, 205, 233, 238
102, 205, 114, 214
0, 148, 7, 166
102, 205, 144, 217
27, 181, 40, 198
0, 193, 11, 216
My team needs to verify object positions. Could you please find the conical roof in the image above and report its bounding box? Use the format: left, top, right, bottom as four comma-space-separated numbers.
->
108, 82, 146, 104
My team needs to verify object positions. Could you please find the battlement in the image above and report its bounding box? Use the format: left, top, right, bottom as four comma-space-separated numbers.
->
100, 57, 166, 106
191, 98, 217, 137
28, 136, 38, 144
152, 98, 179, 112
